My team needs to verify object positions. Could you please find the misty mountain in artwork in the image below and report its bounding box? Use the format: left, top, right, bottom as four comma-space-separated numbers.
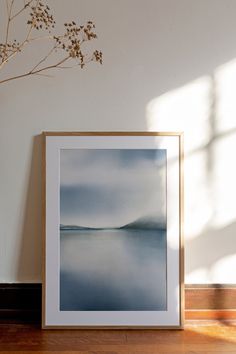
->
60, 148, 167, 311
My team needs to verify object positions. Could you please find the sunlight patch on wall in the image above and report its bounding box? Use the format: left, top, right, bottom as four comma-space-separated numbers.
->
147, 77, 212, 153
211, 254, 236, 283
185, 268, 209, 284
212, 59, 236, 228
147, 76, 212, 241
212, 134, 236, 229
146, 61, 236, 283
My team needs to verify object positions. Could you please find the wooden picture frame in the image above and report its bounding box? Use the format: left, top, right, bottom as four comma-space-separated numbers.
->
42, 132, 184, 329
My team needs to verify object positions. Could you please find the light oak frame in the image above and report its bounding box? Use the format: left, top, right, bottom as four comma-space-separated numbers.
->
42, 131, 184, 329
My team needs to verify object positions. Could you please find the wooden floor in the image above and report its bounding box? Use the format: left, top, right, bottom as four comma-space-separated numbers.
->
1, 321, 236, 353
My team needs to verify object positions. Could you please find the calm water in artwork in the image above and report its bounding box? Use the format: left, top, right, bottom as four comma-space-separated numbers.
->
60, 148, 167, 311
60, 228, 166, 311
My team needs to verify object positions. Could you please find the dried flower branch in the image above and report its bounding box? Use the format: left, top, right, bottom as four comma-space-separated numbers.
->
0, 0, 102, 84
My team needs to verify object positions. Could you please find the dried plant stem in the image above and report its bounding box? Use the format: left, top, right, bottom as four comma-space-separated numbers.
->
5, 0, 10, 16
0, 56, 69, 84
0, 0, 38, 70
58, 56, 96, 69
0, 35, 56, 70
0, 1, 102, 84
0, 38, 26, 70
30, 45, 58, 72
10, 0, 34, 21
34, 72, 53, 77
0, 40, 25, 69
20, 0, 39, 47
5, 0, 14, 46
28, 35, 55, 42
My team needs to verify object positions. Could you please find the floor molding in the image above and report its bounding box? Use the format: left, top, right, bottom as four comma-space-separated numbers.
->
185, 284, 236, 320
0, 283, 41, 322
0, 283, 236, 322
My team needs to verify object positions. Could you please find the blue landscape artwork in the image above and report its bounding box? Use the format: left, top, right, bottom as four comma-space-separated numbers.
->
60, 149, 167, 311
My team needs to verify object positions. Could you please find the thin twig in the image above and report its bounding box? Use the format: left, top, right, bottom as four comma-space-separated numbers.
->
0, 56, 69, 84
0, 2, 102, 84
28, 35, 56, 42
5, 0, 10, 16
5, 0, 15, 46
58, 56, 93, 69
25, 18, 33, 42
34, 72, 54, 78
24, 0, 38, 41
10, 0, 34, 21
0, 0, 38, 69
30, 44, 58, 72
0, 38, 29, 70
31, 56, 69, 74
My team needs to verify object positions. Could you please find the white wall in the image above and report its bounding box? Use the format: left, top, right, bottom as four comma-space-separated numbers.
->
1, 0, 236, 283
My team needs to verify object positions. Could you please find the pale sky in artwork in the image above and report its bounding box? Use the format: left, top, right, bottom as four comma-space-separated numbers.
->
60, 149, 166, 229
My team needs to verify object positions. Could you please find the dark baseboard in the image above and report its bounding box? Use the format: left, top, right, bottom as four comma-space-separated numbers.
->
0, 283, 41, 323
0, 283, 236, 323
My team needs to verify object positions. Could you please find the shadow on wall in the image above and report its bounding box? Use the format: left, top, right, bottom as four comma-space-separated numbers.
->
147, 58, 236, 284
17, 135, 42, 282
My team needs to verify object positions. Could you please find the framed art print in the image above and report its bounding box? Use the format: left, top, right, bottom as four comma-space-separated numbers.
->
42, 132, 184, 328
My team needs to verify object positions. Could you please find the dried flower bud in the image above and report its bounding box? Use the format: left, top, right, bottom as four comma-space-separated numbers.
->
27, 0, 55, 31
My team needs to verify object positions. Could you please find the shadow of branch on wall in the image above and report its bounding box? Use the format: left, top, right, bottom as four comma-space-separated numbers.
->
17, 135, 42, 282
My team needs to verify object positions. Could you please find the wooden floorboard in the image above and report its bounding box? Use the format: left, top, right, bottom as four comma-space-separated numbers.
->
1, 321, 236, 353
